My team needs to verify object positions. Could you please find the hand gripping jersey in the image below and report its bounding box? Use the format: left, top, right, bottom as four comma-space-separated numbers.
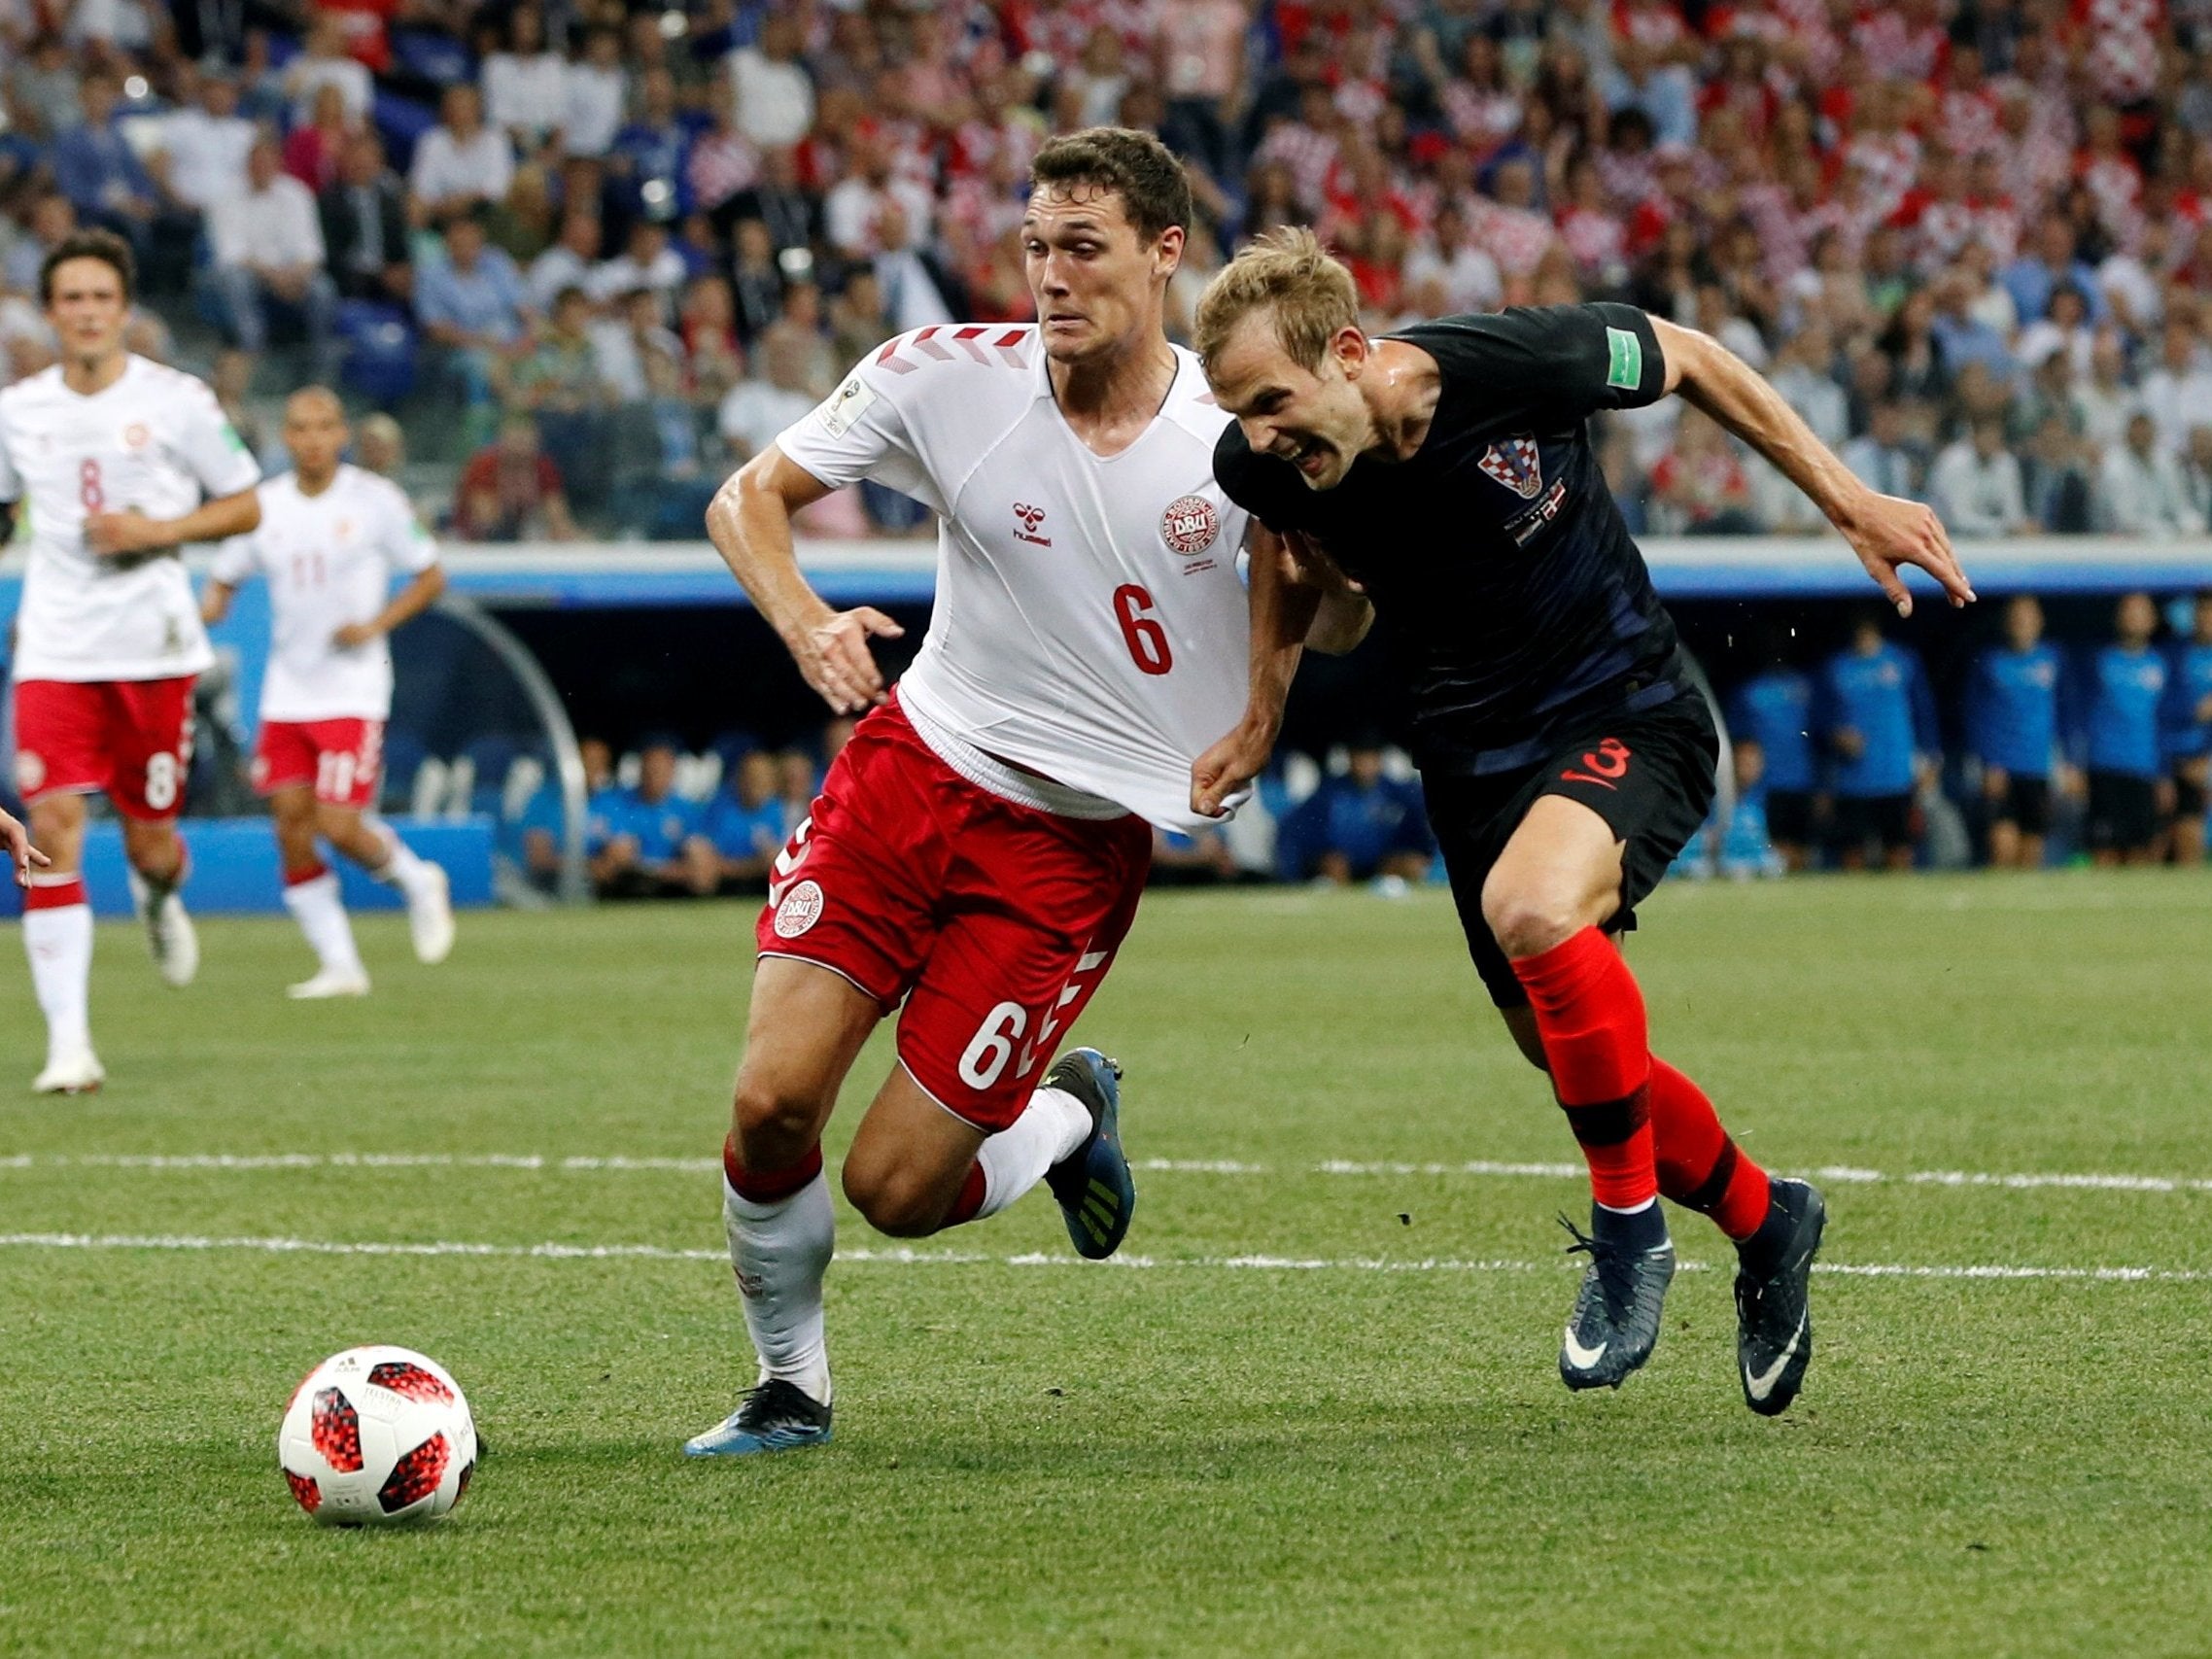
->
0, 355, 261, 682
209, 465, 439, 723
776, 325, 1253, 834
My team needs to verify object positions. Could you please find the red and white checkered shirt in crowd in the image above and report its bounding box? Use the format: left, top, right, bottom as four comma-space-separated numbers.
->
1969, 195, 2024, 262
1558, 205, 1629, 280
1937, 87, 2004, 159
1842, 130, 1922, 220
2081, 0, 2163, 103
1906, 197, 1980, 272
1469, 198, 1558, 277
2079, 149, 2147, 242
1333, 73, 1391, 134
1613, 0, 1692, 52
1440, 84, 1523, 156
949, 114, 1043, 181
940, 173, 1029, 249
1254, 120, 1341, 215
1770, 0, 1840, 84
1739, 180, 1805, 280
687, 129, 761, 212
1854, 11, 1948, 81
1597, 147, 1658, 211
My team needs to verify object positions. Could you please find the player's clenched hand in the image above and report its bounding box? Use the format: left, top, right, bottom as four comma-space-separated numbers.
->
0, 806, 50, 887
331, 622, 379, 650
1192, 716, 1276, 819
1838, 490, 1975, 617
794, 606, 905, 714
84, 509, 170, 558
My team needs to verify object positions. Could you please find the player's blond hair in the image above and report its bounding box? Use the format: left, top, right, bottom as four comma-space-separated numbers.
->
1193, 227, 1360, 375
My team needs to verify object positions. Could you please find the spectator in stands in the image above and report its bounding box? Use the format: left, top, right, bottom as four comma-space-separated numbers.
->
52, 74, 158, 254
152, 65, 254, 215
2099, 410, 2206, 536
609, 66, 692, 222
591, 217, 686, 318
2078, 592, 2173, 866
1727, 646, 1818, 872
10, 33, 83, 143
717, 327, 815, 464
320, 131, 411, 306
2139, 318, 2212, 457
1277, 743, 1434, 886
511, 285, 611, 500
1968, 595, 2066, 870
1841, 400, 1921, 501
454, 414, 578, 543
1150, 823, 1241, 885
1768, 325, 1849, 451
2001, 213, 2106, 328
482, 3, 567, 156
1714, 740, 1785, 881
525, 207, 602, 316
580, 735, 625, 887
284, 11, 372, 127
2021, 414, 2098, 534
774, 748, 818, 836
1818, 613, 1940, 872
417, 210, 530, 411
604, 738, 715, 898
729, 12, 814, 149
1932, 415, 2035, 537
565, 25, 629, 163
283, 83, 355, 195
679, 275, 745, 403
410, 84, 516, 224
1649, 407, 1759, 534
2070, 329, 2140, 454
355, 412, 404, 478
206, 138, 339, 378
701, 749, 783, 891
4, 193, 75, 296
2165, 592, 2212, 866
723, 145, 816, 259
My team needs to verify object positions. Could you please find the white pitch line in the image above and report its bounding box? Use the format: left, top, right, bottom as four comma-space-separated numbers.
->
0, 1231, 2207, 1285
6, 1153, 2212, 1194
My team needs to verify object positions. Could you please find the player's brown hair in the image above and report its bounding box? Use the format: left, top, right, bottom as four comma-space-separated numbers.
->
39, 226, 135, 306
1192, 226, 1359, 374
1029, 127, 1192, 245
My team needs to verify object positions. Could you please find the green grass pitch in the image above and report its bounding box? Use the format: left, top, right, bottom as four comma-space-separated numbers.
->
3, 874, 2210, 1655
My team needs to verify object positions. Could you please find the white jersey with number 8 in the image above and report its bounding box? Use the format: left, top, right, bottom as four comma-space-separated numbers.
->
776, 325, 1253, 834
0, 354, 261, 682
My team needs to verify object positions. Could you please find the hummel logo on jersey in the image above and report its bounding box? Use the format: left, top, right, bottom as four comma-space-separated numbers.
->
1477, 434, 1544, 500
1012, 502, 1052, 546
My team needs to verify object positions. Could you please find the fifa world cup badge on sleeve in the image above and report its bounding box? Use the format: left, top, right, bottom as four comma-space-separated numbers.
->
814, 377, 877, 439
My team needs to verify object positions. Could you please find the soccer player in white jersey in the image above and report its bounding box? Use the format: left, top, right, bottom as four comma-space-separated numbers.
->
201, 389, 456, 998
684, 129, 1340, 1457
0, 229, 263, 1093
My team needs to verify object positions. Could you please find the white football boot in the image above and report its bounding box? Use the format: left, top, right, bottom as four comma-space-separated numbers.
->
288, 967, 371, 1000
127, 870, 199, 988
33, 1044, 105, 1094
405, 863, 456, 965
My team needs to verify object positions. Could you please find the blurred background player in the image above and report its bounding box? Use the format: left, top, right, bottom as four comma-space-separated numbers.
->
1968, 595, 2065, 870
2164, 593, 2212, 866
685, 129, 1330, 1459
200, 388, 454, 997
1276, 737, 1434, 885
1192, 228, 1970, 1413
2077, 591, 2171, 867
1817, 612, 1940, 872
0, 228, 262, 1092
1725, 638, 1816, 871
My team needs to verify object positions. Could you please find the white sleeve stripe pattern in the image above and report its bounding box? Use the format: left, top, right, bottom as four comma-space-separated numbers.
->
876, 325, 1032, 375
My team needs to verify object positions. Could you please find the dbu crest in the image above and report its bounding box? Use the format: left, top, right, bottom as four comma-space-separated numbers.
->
1478, 435, 1543, 500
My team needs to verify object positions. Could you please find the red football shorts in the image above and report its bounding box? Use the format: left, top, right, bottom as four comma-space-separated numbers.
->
252, 717, 385, 810
14, 675, 195, 820
754, 696, 1153, 1132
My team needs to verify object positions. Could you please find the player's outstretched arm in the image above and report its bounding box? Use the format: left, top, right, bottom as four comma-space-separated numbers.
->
1648, 317, 1976, 618
200, 577, 238, 627
86, 487, 262, 560
706, 445, 905, 715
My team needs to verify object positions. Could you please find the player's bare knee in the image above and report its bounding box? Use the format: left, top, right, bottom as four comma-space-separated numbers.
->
730, 1076, 825, 1165
1481, 876, 1582, 961
841, 1160, 943, 1238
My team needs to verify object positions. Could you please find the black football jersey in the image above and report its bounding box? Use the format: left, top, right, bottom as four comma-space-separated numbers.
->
1214, 302, 1690, 776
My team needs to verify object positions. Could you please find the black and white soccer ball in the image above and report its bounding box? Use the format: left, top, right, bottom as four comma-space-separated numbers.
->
277, 1345, 477, 1526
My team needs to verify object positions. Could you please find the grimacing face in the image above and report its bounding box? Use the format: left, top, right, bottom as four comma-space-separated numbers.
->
1021, 183, 1181, 366
1206, 312, 1376, 491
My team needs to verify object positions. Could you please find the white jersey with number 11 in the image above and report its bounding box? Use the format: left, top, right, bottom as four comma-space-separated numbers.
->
776, 324, 1253, 834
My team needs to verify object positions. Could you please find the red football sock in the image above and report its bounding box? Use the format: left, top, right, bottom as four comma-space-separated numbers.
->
1510, 928, 1657, 1209
24, 873, 87, 910
940, 1162, 988, 1228
722, 1133, 824, 1204
1648, 1058, 1773, 1239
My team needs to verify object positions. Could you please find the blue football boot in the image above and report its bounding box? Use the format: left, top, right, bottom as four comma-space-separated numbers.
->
1041, 1048, 1135, 1260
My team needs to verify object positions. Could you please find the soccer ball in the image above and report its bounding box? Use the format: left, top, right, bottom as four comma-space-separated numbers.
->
277, 1345, 477, 1526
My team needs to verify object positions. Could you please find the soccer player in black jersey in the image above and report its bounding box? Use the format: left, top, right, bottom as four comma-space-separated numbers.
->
1189, 228, 1974, 1412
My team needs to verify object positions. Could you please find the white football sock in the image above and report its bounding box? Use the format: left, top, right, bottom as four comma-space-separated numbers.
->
24, 902, 92, 1058
366, 823, 432, 894
972, 1086, 1093, 1221
282, 873, 363, 976
723, 1170, 835, 1404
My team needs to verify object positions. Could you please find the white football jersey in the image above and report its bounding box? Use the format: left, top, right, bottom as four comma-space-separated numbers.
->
0, 355, 260, 682
778, 325, 1253, 833
208, 465, 438, 723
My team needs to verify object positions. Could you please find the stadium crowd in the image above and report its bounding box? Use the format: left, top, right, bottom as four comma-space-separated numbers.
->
12, 0, 2212, 536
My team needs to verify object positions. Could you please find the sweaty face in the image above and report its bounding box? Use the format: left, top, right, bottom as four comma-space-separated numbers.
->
1206, 314, 1372, 491
1021, 185, 1176, 366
